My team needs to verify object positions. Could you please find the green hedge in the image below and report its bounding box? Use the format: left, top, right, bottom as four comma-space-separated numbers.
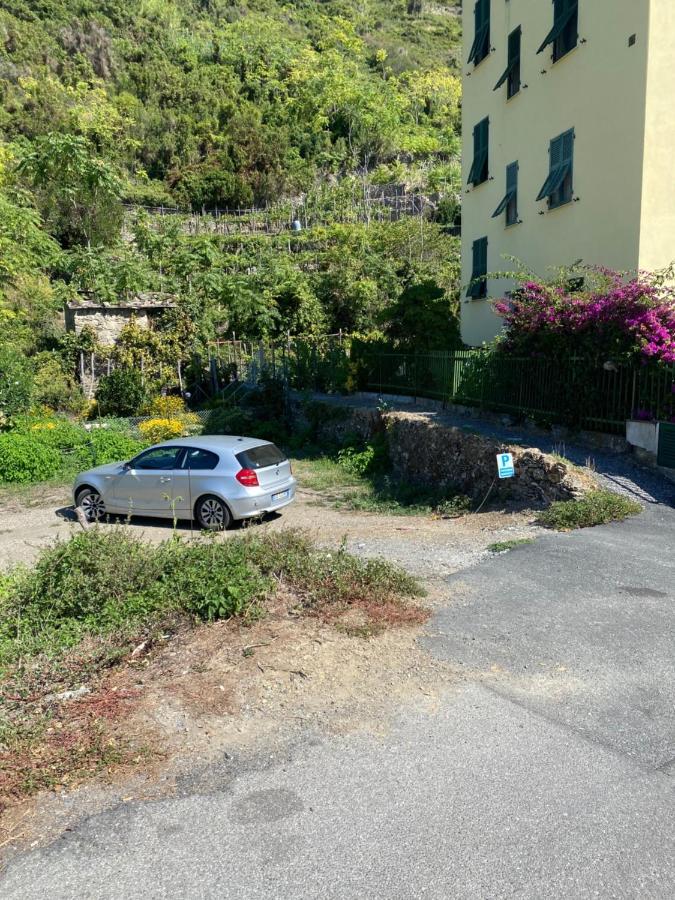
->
0, 434, 62, 484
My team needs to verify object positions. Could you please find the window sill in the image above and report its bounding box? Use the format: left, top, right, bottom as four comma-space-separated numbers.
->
547, 198, 574, 212
552, 43, 579, 66
471, 51, 492, 70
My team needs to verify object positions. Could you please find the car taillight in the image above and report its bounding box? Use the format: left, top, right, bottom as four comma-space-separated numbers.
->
236, 468, 259, 487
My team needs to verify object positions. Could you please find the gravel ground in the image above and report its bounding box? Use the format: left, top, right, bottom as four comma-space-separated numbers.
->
0, 484, 538, 577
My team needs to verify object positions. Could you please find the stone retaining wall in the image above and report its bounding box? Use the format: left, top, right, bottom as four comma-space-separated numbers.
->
313, 405, 592, 505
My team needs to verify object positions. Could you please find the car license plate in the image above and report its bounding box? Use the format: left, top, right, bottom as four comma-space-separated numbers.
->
272, 490, 289, 501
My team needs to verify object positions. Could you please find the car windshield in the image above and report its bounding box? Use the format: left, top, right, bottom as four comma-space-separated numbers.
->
235, 443, 286, 470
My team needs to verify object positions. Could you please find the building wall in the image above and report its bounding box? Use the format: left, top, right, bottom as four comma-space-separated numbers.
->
639, 0, 675, 272
65, 307, 157, 346
461, 0, 651, 346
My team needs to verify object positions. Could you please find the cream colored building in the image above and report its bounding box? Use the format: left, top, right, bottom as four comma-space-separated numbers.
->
461, 0, 675, 346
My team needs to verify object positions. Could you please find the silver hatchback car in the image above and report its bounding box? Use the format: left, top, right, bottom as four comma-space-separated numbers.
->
73, 435, 297, 529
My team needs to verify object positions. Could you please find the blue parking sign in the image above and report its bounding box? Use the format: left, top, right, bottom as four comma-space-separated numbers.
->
497, 453, 515, 479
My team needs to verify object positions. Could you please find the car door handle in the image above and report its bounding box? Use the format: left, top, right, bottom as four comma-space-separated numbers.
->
160, 476, 172, 483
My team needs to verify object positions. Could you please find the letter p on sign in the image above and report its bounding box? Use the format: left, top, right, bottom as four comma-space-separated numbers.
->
497, 453, 515, 479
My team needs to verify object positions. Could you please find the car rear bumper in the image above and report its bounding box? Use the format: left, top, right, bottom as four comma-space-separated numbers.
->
228, 478, 297, 520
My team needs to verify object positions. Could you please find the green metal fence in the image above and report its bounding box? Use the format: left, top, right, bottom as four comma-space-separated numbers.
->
352, 347, 675, 435
206, 338, 675, 436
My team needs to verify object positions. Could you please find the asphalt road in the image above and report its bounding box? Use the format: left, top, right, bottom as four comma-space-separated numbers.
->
2, 502, 674, 899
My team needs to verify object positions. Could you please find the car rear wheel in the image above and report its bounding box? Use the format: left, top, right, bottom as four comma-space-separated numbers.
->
195, 495, 231, 531
76, 487, 106, 522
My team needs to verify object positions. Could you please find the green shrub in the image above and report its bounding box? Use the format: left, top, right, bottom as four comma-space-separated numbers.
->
159, 539, 270, 621
337, 435, 390, 477
537, 490, 642, 530
95, 368, 147, 417
33, 355, 88, 416
74, 428, 144, 468
0, 433, 62, 483
0, 528, 423, 667
337, 444, 376, 477
206, 405, 285, 443
0, 346, 33, 424
205, 406, 255, 435
22, 418, 89, 452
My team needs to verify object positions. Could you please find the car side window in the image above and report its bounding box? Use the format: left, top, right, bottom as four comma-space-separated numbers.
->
132, 447, 182, 471
181, 448, 219, 471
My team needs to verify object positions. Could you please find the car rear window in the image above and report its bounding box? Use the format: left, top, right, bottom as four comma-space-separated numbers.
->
236, 443, 286, 470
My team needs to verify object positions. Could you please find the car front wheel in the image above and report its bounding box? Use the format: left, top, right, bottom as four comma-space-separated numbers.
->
195, 495, 232, 531
76, 487, 106, 522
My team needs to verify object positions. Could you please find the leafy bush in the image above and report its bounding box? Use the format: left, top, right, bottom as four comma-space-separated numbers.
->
0, 528, 422, 666
206, 406, 256, 436
95, 368, 147, 417
74, 428, 144, 468
0, 433, 62, 483
142, 395, 188, 418
159, 540, 270, 621
0, 346, 33, 425
537, 490, 642, 530
337, 435, 390, 477
32, 355, 88, 416
337, 444, 377, 477
495, 271, 675, 364
205, 405, 288, 445
138, 417, 185, 444
25, 418, 89, 452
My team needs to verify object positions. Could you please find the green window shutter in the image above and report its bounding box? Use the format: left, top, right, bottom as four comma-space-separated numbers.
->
467, 237, 488, 299
468, 117, 489, 185
494, 27, 521, 93
506, 161, 518, 223
468, 0, 490, 66
537, 0, 577, 56
537, 130, 574, 204
536, 135, 564, 200
492, 162, 518, 221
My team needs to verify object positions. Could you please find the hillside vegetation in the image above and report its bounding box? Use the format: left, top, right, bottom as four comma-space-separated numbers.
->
1, 0, 461, 207
0, 1, 463, 419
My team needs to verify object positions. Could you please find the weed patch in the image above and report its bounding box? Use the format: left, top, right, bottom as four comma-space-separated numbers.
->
537, 490, 642, 530
487, 538, 535, 553
0, 527, 424, 808
294, 455, 471, 518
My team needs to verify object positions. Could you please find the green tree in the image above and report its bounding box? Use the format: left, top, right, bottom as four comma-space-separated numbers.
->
0, 346, 33, 424
17, 133, 123, 247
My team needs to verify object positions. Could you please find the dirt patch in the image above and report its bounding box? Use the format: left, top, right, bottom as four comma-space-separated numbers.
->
0, 478, 542, 858
0, 584, 452, 856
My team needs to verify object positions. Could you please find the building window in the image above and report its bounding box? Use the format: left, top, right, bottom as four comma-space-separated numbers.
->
494, 27, 521, 98
537, 0, 578, 62
537, 129, 574, 208
467, 0, 490, 67
468, 117, 489, 186
467, 237, 488, 299
492, 162, 519, 226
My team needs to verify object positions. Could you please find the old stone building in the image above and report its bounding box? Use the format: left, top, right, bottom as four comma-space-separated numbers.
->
65, 294, 175, 347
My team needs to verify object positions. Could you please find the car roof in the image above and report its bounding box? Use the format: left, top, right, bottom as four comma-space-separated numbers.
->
154, 435, 275, 453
